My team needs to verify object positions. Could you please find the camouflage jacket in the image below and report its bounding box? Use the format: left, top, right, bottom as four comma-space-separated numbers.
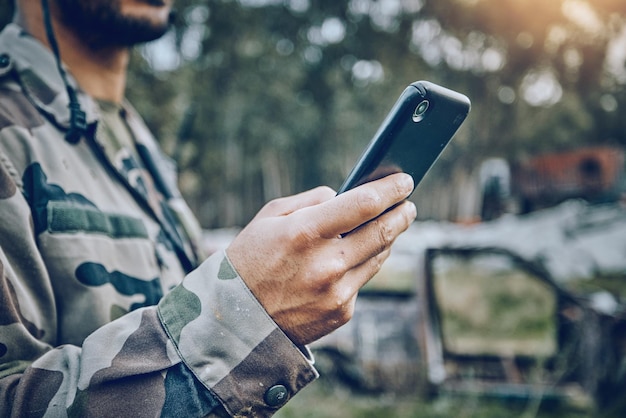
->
0, 24, 316, 417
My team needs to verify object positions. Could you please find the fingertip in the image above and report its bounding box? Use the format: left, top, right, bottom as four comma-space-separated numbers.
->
405, 200, 417, 220
398, 173, 415, 196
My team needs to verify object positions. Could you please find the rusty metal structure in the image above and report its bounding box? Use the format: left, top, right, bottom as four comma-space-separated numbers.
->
513, 146, 625, 213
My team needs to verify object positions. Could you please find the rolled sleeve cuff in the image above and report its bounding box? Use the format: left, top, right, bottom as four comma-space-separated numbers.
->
158, 251, 318, 417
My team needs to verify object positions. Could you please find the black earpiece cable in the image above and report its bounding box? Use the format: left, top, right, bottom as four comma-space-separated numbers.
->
41, 0, 87, 144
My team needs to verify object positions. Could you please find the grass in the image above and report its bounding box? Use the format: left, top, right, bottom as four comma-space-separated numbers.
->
565, 273, 626, 301
432, 253, 558, 358
274, 375, 593, 418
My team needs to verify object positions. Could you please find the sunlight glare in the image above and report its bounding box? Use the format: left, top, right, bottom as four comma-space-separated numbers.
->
562, 0, 603, 34
521, 70, 563, 107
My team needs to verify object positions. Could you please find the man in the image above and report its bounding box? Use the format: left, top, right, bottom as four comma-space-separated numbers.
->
0, 0, 416, 416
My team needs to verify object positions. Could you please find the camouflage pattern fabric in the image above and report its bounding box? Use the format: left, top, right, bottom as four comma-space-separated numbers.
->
0, 24, 317, 417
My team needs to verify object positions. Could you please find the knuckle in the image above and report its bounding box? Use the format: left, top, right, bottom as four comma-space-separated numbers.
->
306, 257, 349, 294
334, 309, 353, 328
322, 288, 355, 324
373, 218, 395, 250
285, 221, 319, 246
359, 253, 385, 283
354, 188, 383, 217
369, 251, 388, 275
261, 196, 286, 213
377, 248, 391, 265
335, 298, 355, 324
314, 185, 336, 197
367, 253, 383, 273
323, 257, 348, 281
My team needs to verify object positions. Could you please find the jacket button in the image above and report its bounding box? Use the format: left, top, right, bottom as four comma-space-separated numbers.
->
264, 384, 289, 407
0, 54, 9, 68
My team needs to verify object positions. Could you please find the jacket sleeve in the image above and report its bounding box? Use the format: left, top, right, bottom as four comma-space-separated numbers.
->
0, 161, 318, 417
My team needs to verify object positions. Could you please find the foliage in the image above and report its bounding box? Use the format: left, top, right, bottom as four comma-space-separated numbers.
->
2, 0, 626, 226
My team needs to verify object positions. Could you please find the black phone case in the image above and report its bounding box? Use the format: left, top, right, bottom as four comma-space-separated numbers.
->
337, 81, 471, 195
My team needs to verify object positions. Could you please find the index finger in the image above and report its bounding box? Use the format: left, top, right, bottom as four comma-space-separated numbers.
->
255, 186, 336, 219
294, 173, 414, 238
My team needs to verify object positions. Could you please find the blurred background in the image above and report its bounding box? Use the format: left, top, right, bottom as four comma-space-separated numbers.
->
4, 0, 626, 416
4, 0, 625, 227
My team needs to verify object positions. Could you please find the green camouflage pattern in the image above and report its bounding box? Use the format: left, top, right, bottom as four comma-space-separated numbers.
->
0, 24, 316, 417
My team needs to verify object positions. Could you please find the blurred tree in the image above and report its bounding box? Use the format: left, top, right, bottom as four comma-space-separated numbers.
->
152, 0, 437, 226
2, 0, 626, 225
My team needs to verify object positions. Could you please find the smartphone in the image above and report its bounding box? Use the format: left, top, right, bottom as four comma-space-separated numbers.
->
337, 81, 470, 196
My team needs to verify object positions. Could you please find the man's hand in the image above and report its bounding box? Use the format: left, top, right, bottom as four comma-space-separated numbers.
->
226, 173, 417, 346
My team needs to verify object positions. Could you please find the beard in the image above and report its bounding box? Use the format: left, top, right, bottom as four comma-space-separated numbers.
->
54, 0, 174, 49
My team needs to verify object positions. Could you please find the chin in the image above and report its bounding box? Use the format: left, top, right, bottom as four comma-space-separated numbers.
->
57, 0, 175, 48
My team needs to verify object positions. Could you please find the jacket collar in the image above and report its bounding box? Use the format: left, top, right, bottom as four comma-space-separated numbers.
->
0, 23, 100, 131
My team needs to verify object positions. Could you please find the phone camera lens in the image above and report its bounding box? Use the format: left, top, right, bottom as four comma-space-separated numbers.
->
412, 100, 429, 122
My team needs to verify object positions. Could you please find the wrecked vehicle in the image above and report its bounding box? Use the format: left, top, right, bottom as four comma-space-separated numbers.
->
311, 200, 626, 412
422, 246, 626, 410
